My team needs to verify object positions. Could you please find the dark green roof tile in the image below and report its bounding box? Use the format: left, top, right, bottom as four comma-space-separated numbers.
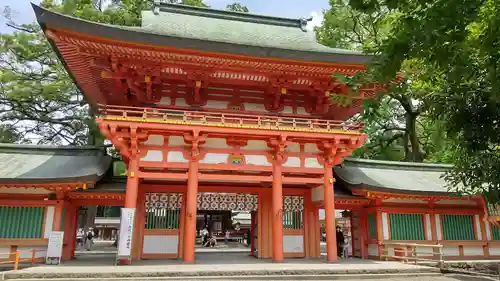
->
0, 143, 111, 184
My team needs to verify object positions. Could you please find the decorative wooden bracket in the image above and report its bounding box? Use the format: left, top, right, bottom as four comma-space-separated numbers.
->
183, 130, 207, 161
267, 135, 288, 164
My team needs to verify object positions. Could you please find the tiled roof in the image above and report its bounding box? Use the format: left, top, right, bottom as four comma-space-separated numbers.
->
335, 158, 456, 195
32, 4, 370, 64
0, 144, 111, 184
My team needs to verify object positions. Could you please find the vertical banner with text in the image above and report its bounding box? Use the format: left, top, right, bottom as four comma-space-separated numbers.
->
117, 208, 136, 259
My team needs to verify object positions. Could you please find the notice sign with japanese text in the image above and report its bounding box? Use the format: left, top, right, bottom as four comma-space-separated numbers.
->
46, 231, 64, 265
117, 208, 135, 257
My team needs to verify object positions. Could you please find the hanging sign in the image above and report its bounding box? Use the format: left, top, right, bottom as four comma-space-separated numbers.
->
117, 208, 136, 258
46, 231, 64, 265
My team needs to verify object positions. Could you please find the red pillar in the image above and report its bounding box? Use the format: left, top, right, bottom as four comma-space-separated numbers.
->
52, 200, 64, 232
250, 211, 256, 256
272, 161, 284, 262
120, 158, 139, 264
323, 164, 338, 262
183, 159, 199, 263
124, 159, 139, 209
62, 204, 77, 261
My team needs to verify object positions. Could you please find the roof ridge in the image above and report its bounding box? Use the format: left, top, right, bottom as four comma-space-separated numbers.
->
0, 143, 105, 151
152, 1, 312, 31
343, 157, 453, 170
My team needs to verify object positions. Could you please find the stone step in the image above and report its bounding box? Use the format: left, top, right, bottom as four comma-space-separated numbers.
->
4, 272, 445, 281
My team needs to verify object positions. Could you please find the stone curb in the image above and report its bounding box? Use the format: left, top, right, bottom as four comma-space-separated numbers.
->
1, 267, 440, 280
4, 272, 445, 281
441, 269, 498, 280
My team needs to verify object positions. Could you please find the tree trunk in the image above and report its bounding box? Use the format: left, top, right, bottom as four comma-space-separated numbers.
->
404, 112, 423, 162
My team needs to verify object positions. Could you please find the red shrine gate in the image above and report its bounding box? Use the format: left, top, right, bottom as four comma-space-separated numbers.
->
33, 2, 379, 263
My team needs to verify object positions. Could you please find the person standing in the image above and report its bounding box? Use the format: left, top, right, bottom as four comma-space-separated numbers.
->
336, 226, 345, 258
225, 230, 230, 244
85, 228, 94, 251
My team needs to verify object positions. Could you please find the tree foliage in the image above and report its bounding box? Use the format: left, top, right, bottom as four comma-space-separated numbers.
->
226, 3, 249, 13
0, 0, 211, 144
316, 0, 454, 163
344, 0, 500, 200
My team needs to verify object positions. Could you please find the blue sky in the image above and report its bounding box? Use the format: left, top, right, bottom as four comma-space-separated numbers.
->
0, 0, 328, 33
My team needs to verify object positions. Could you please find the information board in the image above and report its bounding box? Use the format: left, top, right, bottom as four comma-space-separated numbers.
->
46, 231, 64, 265
117, 208, 135, 258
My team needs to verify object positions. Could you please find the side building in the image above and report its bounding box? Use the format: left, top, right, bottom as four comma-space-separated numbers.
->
1, 144, 500, 261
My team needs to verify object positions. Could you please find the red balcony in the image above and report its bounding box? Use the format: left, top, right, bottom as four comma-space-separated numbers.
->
98, 105, 363, 134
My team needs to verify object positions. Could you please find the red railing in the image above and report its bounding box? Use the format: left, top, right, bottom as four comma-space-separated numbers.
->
98, 104, 363, 133
0, 249, 46, 271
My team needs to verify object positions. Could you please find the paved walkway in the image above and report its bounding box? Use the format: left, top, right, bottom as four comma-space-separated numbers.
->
1, 253, 441, 280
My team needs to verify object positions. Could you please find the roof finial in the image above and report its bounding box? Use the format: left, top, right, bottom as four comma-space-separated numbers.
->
153, 0, 161, 15
299, 17, 313, 32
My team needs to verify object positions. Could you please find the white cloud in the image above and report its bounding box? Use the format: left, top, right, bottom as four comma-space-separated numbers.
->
306, 11, 323, 31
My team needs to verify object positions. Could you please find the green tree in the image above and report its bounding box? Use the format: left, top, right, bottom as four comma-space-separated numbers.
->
226, 3, 249, 13
316, 0, 446, 162
345, 0, 500, 201
1, 0, 208, 144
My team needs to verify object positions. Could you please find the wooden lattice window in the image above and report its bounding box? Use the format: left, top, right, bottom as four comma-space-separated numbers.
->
389, 214, 425, 241
492, 225, 500, 240
145, 209, 180, 230
283, 211, 303, 229
441, 214, 475, 240
0, 207, 44, 238
368, 213, 377, 239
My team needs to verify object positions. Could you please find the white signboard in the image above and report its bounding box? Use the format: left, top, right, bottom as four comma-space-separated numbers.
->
46, 231, 64, 265
117, 208, 136, 258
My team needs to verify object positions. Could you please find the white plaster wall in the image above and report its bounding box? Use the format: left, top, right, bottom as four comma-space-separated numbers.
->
168, 136, 186, 146
305, 158, 322, 168
297, 107, 307, 115
489, 246, 500, 256
416, 246, 434, 256
368, 244, 379, 256
435, 215, 443, 240
283, 235, 304, 253
143, 235, 179, 254
141, 150, 163, 162
44, 206, 54, 239
144, 135, 164, 146
442, 246, 459, 256
425, 214, 432, 240
0, 247, 10, 257
245, 155, 271, 166
241, 140, 267, 150
285, 142, 300, 153
244, 103, 266, 112
282, 106, 293, 114
463, 247, 483, 256
486, 222, 492, 240
18, 246, 47, 259
283, 157, 300, 167
199, 153, 228, 164
157, 97, 171, 105
166, 151, 187, 163
176, 98, 188, 106
206, 100, 229, 109
382, 213, 390, 240
304, 143, 319, 153
475, 215, 482, 240
312, 186, 324, 202
204, 138, 230, 149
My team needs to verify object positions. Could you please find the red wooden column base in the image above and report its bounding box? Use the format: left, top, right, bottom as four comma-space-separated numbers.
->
272, 161, 284, 262
324, 164, 338, 262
